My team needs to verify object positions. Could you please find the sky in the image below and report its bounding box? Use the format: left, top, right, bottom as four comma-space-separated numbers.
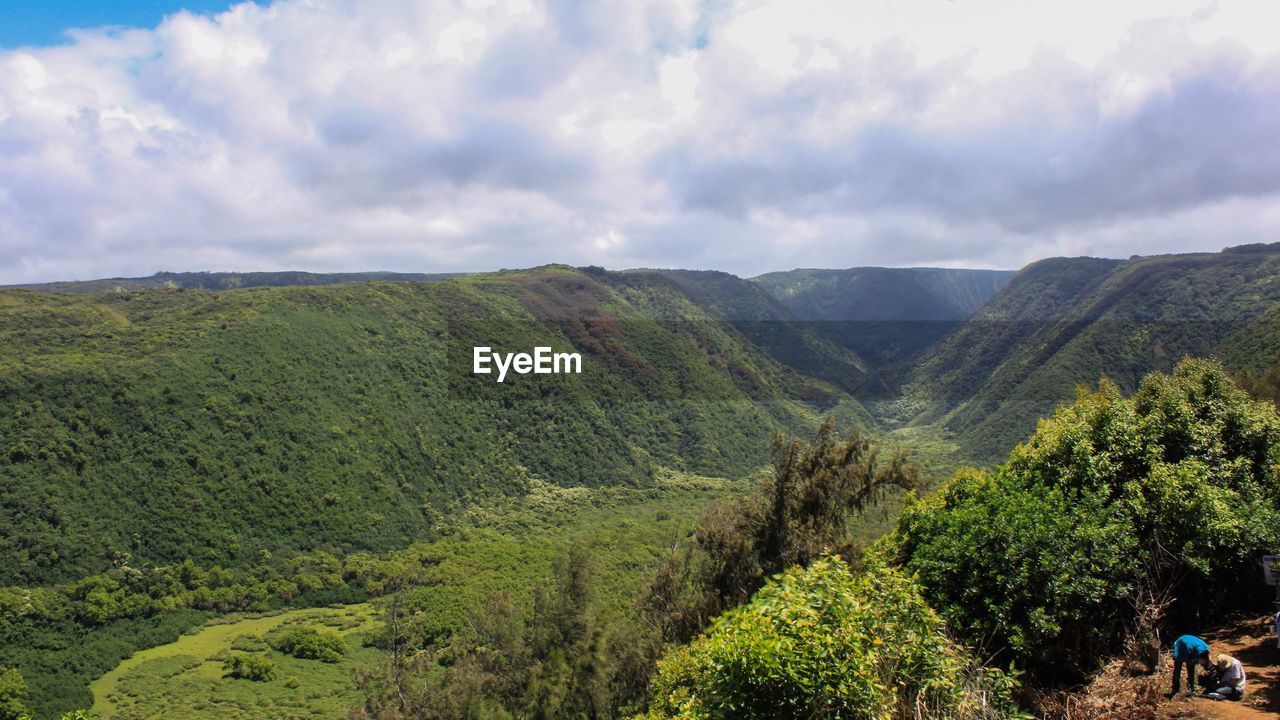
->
0, 1, 237, 48
1, 0, 1279, 283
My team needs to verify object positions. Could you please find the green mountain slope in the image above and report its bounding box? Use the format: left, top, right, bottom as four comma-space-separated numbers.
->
0, 267, 862, 587
907, 244, 1280, 461
638, 269, 874, 397
1220, 304, 1280, 407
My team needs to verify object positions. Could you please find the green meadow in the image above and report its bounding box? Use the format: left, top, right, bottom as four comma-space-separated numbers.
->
91, 604, 378, 719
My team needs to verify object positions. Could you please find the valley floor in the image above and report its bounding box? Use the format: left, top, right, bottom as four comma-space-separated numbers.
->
90, 604, 379, 719
73, 471, 751, 719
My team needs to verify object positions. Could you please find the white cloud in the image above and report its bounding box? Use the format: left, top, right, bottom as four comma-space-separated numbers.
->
2, 0, 1280, 284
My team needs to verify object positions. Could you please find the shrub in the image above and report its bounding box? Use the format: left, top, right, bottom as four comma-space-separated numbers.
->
642, 558, 1017, 720
230, 633, 267, 652
890, 359, 1280, 679
221, 653, 277, 682
268, 625, 346, 663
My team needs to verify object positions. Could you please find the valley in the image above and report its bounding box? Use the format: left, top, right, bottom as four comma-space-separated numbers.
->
2, 243, 1280, 718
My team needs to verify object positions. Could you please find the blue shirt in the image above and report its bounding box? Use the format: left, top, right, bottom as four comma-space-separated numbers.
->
1172, 635, 1209, 660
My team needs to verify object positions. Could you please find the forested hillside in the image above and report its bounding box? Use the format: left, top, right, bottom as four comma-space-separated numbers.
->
642, 269, 874, 395
7, 249, 1279, 589
901, 244, 1280, 461
0, 266, 864, 588
630, 361, 1280, 719
6, 249, 1280, 718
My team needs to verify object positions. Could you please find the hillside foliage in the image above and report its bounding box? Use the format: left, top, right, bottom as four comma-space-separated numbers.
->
640, 558, 1017, 720
889, 359, 1280, 679
905, 245, 1280, 461
6, 251, 1280, 717
0, 268, 855, 587
644, 420, 920, 644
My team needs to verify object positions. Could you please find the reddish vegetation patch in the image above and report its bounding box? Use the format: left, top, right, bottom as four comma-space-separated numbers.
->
511, 272, 613, 321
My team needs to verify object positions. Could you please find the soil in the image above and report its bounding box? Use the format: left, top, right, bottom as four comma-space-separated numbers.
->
1159, 616, 1280, 720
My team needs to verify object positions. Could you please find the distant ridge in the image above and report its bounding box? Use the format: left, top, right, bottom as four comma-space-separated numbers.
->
4, 248, 1278, 467
2, 270, 468, 294
751, 267, 1014, 322
749, 267, 1015, 390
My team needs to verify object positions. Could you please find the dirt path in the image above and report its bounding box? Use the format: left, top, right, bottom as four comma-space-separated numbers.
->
1162, 616, 1280, 720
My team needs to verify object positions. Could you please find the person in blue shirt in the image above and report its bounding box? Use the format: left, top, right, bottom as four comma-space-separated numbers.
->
1171, 634, 1211, 696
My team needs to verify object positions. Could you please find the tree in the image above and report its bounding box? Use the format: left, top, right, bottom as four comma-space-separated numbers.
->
891, 359, 1280, 678
222, 653, 277, 681
0, 667, 30, 720
268, 625, 346, 662
355, 548, 639, 720
645, 420, 920, 643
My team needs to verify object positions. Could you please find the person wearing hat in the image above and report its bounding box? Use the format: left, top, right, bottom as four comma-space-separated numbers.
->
1205, 654, 1246, 700
1170, 634, 1211, 696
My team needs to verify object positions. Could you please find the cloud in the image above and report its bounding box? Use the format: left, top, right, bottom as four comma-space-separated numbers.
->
2, 0, 1280, 284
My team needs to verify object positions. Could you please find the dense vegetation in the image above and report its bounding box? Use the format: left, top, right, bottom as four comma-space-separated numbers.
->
903, 244, 1280, 460
642, 559, 1015, 720
0, 267, 859, 587
751, 267, 1013, 394
222, 652, 277, 682
4, 472, 739, 717
751, 267, 1013, 323
267, 625, 346, 663
643, 420, 919, 644
348, 422, 915, 720
644, 270, 877, 398
6, 248, 1280, 718
89, 605, 380, 720
888, 359, 1280, 680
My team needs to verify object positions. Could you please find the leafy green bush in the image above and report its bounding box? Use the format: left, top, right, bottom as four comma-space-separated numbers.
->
0, 666, 30, 720
641, 558, 1017, 720
267, 625, 346, 663
890, 359, 1280, 678
221, 652, 277, 681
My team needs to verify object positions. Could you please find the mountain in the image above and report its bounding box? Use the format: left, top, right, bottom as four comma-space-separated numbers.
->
1220, 304, 1280, 407
0, 266, 865, 587
904, 244, 1280, 461
7, 249, 1280, 585
2, 270, 467, 294
638, 269, 874, 396
750, 267, 1014, 395
751, 267, 1014, 323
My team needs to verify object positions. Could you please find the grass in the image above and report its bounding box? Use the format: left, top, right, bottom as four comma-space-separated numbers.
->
89, 605, 379, 720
